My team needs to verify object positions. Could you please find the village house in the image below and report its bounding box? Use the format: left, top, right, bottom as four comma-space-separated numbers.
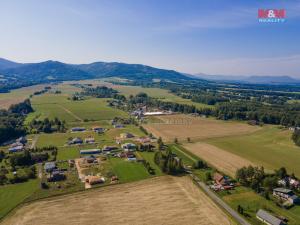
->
8, 145, 24, 153
278, 177, 300, 189
256, 209, 286, 225
16, 136, 27, 145
83, 155, 97, 164
273, 188, 300, 204
68, 137, 83, 145
85, 176, 105, 185
92, 127, 105, 133
121, 143, 136, 151
84, 137, 95, 144
47, 170, 66, 182
213, 172, 233, 190
71, 127, 86, 132
44, 162, 56, 173
120, 132, 134, 139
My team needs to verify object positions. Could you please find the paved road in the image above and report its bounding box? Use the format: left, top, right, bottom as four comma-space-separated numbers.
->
189, 174, 251, 225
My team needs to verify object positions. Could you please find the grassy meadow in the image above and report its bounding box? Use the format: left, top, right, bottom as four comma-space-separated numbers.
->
0, 179, 40, 220
206, 126, 300, 177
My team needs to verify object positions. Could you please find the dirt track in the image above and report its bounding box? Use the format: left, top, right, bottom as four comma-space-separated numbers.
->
183, 142, 255, 177
144, 115, 260, 142
2, 176, 231, 225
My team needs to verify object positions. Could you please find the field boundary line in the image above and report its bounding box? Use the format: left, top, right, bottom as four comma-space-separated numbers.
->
57, 104, 83, 122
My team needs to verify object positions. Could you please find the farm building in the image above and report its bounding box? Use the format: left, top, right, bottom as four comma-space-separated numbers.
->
68, 137, 83, 145
120, 133, 134, 139
8, 145, 24, 153
84, 137, 95, 144
71, 127, 86, 132
256, 209, 285, 225
273, 188, 300, 204
44, 162, 56, 173
80, 149, 101, 155
85, 176, 105, 185
121, 143, 136, 151
144, 111, 172, 116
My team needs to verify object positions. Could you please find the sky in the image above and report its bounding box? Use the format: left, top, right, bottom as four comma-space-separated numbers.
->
0, 0, 299, 77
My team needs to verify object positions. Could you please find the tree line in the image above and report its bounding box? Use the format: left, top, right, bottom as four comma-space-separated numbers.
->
0, 99, 33, 144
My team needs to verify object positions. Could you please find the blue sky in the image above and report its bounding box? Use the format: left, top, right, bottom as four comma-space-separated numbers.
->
0, 0, 299, 77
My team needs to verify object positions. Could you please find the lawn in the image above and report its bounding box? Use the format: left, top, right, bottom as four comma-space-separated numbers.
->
109, 157, 150, 183
138, 151, 163, 176
0, 179, 39, 221
206, 126, 300, 177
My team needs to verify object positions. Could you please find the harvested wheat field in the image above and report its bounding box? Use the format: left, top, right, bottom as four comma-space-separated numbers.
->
183, 142, 255, 177
144, 114, 260, 142
2, 176, 231, 225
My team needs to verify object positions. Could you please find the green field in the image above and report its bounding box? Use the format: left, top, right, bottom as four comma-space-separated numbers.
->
30, 94, 128, 123
0, 179, 39, 220
206, 126, 300, 177
109, 158, 151, 183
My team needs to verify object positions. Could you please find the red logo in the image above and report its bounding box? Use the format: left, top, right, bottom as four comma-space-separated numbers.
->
258, 9, 286, 22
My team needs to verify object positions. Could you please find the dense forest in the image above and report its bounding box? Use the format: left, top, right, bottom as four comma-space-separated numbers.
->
0, 100, 33, 144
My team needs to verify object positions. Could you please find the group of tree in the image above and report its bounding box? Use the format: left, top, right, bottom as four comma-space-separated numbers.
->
29, 117, 66, 133
215, 101, 300, 127
154, 148, 184, 174
82, 86, 123, 99
236, 166, 297, 197
292, 129, 300, 146
0, 99, 33, 144
0, 165, 36, 185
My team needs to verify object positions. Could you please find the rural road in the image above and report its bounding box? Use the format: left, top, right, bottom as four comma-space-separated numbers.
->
190, 174, 251, 225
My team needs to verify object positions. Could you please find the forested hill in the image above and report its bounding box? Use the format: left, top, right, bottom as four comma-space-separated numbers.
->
0, 58, 191, 92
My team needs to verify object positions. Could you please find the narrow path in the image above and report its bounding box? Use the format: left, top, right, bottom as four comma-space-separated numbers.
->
58, 104, 83, 122
172, 145, 197, 162
189, 174, 251, 225
30, 135, 39, 149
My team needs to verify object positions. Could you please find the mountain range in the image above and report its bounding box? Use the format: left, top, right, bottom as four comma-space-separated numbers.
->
194, 73, 300, 85
0, 58, 188, 84
0, 58, 299, 89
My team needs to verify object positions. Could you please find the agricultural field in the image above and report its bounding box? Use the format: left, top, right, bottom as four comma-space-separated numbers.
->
2, 176, 232, 225
30, 93, 128, 123
71, 79, 213, 109
143, 114, 260, 142
0, 84, 47, 109
206, 126, 300, 177
0, 179, 39, 220
183, 142, 256, 177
